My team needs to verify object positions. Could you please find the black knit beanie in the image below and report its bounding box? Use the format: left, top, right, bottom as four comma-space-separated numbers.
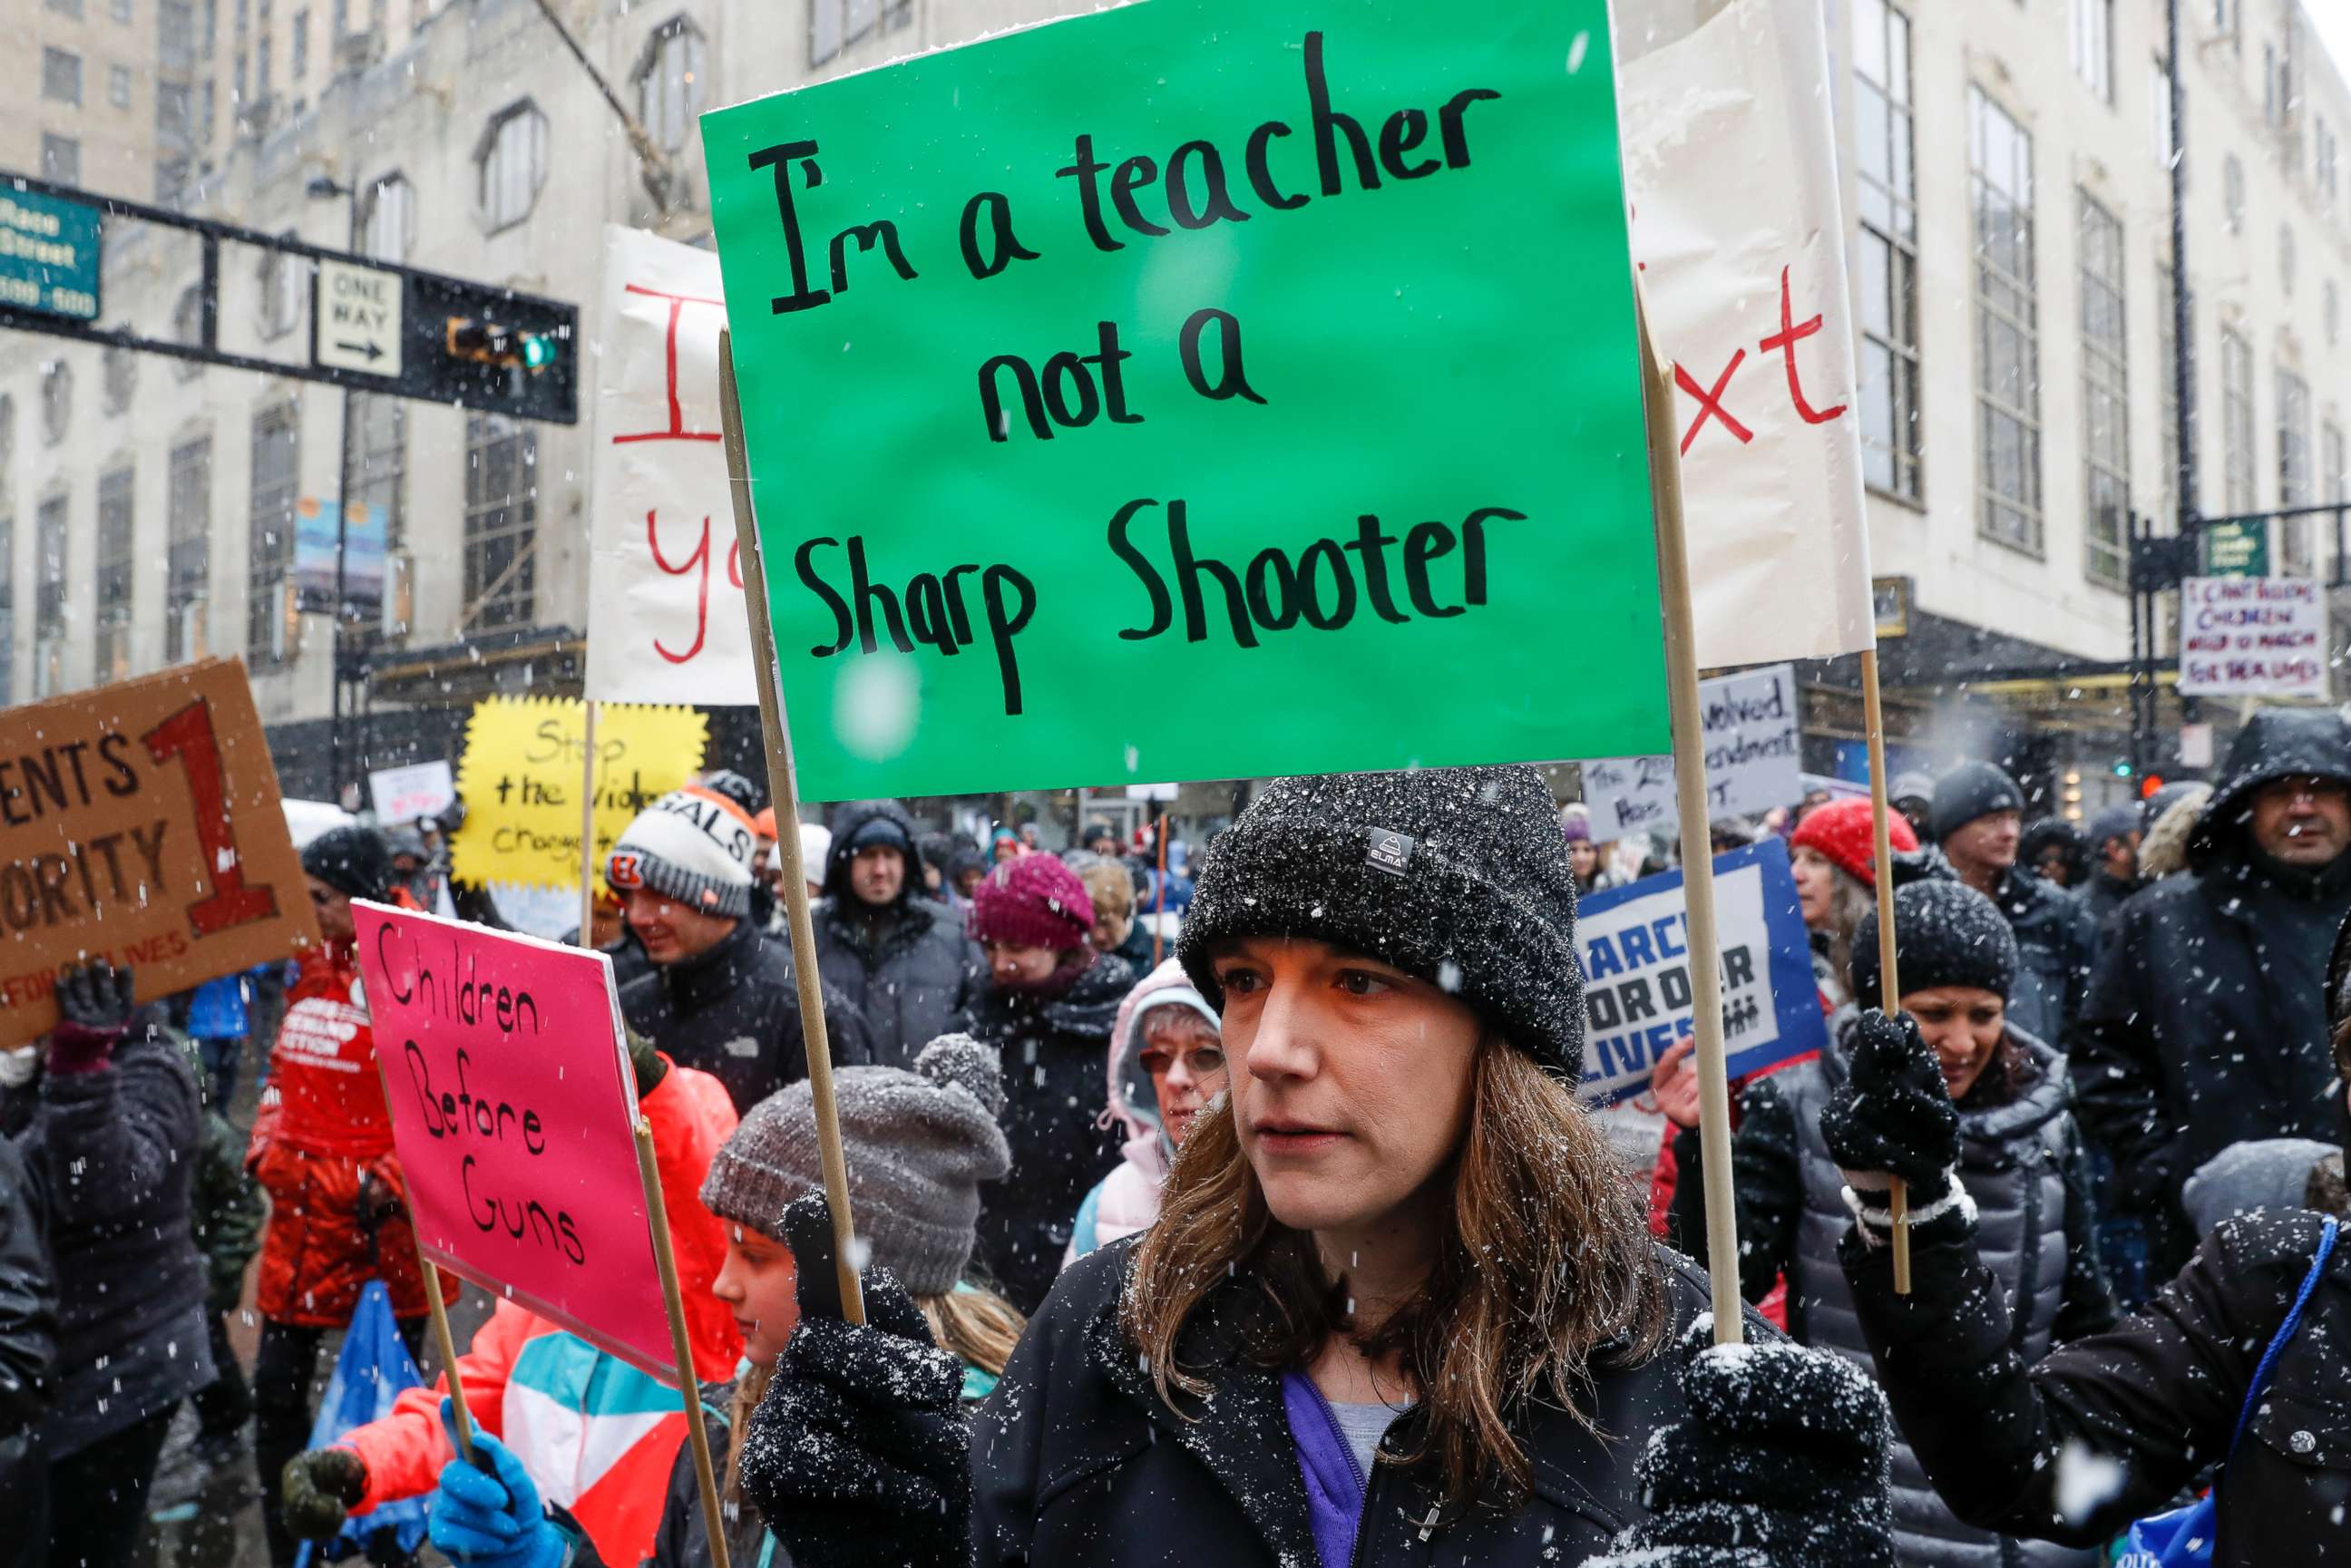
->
1928, 762, 2025, 842
301, 825, 396, 902
1849, 879, 2018, 1012
1178, 765, 1583, 1076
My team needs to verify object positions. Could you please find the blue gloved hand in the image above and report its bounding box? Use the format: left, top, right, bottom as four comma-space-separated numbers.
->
429, 1400, 568, 1568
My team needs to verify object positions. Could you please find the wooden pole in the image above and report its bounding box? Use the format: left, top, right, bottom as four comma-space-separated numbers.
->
1860, 649, 1912, 1294
1151, 811, 1169, 967
375, 1058, 477, 1462
1637, 297, 1742, 1348
577, 698, 600, 949
716, 329, 865, 1326
634, 1118, 734, 1568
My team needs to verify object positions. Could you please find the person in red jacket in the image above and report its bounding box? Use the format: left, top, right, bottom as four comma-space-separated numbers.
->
248, 826, 452, 1568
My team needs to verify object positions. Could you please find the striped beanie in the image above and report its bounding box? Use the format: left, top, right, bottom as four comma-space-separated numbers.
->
606, 784, 759, 920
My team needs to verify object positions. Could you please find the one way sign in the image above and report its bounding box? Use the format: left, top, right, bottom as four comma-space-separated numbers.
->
314, 258, 403, 378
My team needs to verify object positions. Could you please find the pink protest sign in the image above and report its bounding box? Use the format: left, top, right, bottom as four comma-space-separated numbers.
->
353, 900, 677, 1378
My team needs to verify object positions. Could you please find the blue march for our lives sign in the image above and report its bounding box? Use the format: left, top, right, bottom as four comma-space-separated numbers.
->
1574, 838, 1827, 1106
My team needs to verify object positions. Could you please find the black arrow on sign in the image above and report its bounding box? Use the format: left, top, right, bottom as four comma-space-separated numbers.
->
335, 339, 385, 362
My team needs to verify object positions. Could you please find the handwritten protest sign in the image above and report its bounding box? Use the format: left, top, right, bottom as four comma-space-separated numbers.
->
1621, 0, 1875, 669
2177, 577, 2327, 697
701, 0, 1666, 799
449, 698, 708, 891
1575, 839, 1825, 1106
585, 227, 756, 707
1582, 664, 1802, 835
0, 658, 318, 1046
354, 901, 676, 1376
368, 760, 456, 826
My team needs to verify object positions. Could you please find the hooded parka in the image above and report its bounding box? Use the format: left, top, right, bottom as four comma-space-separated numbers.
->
1064, 959, 1220, 1266
2068, 710, 2351, 1253
811, 800, 984, 1071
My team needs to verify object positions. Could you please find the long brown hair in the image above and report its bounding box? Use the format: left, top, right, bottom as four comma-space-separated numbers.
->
1120, 1038, 1668, 1516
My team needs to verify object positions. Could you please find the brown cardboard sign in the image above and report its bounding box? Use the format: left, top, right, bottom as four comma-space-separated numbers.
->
0, 657, 319, 1046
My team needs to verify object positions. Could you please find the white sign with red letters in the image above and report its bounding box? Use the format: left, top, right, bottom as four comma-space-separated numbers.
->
584, 225, 757, 706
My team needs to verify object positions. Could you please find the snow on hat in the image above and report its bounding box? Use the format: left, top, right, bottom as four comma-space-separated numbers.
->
1179, 765, 1585, 1076
1928, 762, 2025, 842
1849, 879, 2018, 1013
606, 784, 759, 920
1888, 772, 1936, 806
1790, 796, 1919, 888
969, 853, 1094, 950
302, 826, 396, 902
699, 1034, 1010, 1296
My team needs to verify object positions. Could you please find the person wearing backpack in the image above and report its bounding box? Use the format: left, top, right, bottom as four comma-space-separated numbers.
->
1820, 906, 2351, 1564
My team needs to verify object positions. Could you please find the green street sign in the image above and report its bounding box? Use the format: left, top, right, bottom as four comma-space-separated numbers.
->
702, 0, 1666, 799
0, 185, 101, 323
2201, 516, 2269, 578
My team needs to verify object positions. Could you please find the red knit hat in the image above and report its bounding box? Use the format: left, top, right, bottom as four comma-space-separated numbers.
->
1789, 796, 1917, 885
970, 853, 1096, 950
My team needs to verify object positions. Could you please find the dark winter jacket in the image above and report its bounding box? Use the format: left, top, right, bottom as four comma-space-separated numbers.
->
191, 1109, 265, 1316
1849, 1205, 2351, 1568
2073, 868, 2141, 954
619, 919, 874, 1114
960, 951, 1133, 1314
4, 1015, 215, 1456
2068, 710, 2351, 1255
812, 801, 984, 1072
1988, 866, 2096, 1047
971, 1236, 1749, 1567
1668, 1017, 2112, 1567
0, 1135, 54, 1441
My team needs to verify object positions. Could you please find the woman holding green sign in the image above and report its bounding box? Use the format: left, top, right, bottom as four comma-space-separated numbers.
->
721, 765, 1895, 1567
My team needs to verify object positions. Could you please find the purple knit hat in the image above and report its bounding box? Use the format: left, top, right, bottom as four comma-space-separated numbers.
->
970, 854, 1095, 950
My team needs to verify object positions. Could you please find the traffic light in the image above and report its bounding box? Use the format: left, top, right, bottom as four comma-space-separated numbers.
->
444, 316, 564, 373
2112, 759, 2134, 779
2141, 774, 2166, 800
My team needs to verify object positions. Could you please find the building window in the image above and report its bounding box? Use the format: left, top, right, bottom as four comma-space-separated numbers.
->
160, 0, 193, 67
2071, 0, 2112, 103
463, 413, 536, 631
635, 16, 705, 154
34, 495, 67, 698
1855, 0, 1922, 503
259, 235, 304, 338
167, 435, 210, 661
0, 396, 12, 490
257, 34, 269, 96
1972, 88, 2041, 554
2223, 154, 2246, 232
247, 405, 298, 663
2152, 57, 2175, 168
476, 101, 548, 232
0, 513, 14, 708
158, 80, 191, 141
95, 468, 134, 683
2219, 326, 2255, 515
2278, 368, 2312, 572
102, 345, 137, 414
2320, 117, 2340, 211
171, 283, 206, 379
2079, 193, 2130, 587
109, 64, 133, 107
111, 0, 132, 19
233, 51, 245, 103
45, 0, 83, 13
2329, 279, 2342, 347
41, 48, 83, 105
2325, 421, 2346, 516
2157, 263, 2180, 521
39, 362, 72, 445
359, 172, 412, 261
40, 135, 79, 186
156, 157, 190, 208
199, 78, 213, 142
2264, 43, 2280, 126
811, 0, 912, 68
347, 393, 405, 552
291, 7, 307, 77
2281, 224, 2297, 295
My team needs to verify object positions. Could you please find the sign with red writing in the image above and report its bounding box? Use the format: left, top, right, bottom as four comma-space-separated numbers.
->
584, 224, 756, 706
2178, 576, 2327, 697
0, 658, 319, 1047
354, 901, 677, 1377
1621, 0, 1876, 668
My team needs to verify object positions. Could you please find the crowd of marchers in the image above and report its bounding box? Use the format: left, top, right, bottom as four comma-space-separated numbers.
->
1, 712, 2349, 1567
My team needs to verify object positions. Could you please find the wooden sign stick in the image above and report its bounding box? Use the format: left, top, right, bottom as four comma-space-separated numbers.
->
577, 699, 600, 949
717, 329, 866, 1327
633, 1117, 734, 1568
1636, 292, 1743, 1348
1860, 649, 1912, 1293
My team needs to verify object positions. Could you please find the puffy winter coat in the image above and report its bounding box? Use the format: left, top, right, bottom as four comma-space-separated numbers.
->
339, 1059, 741, 1568
961, 951, 1133, 1313
2068, 710, 2351, 1255
2073, 868, 2141, 957
5, 1016, 215, 1456
619, 919, 874, 1115
1063, 959, 1205, 1268
0, 1134, 53, 1441
972, 1236, 1753, 1567
1669, 1016, 2113, 1568
248, 945, 449, 1326
810, 800, 984, 1071
1851, 1205, 2351, 1567
1989, 866, 2096, 1047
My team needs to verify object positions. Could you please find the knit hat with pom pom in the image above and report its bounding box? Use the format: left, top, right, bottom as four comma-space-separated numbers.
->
699, 1033, 1011, 1295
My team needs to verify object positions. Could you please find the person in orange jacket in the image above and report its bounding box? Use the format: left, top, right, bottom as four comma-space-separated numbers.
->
276, 1032, 743, 1568
249, 826, 452, 1568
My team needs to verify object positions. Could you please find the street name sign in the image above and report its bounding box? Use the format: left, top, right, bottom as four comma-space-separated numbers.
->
0, 185, 101, 322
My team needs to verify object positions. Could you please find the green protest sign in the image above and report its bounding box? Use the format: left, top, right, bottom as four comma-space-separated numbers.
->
701, 0, 1666, 799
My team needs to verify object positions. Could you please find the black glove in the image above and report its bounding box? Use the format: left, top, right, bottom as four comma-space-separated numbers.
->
49, 962, 136, 1075
356, 1170, 405, 1230
1605, 1321, 1894, 1567
1818, 1008, 1959, 1207
737, 1193, 971, 1568
623, 1027, 668, 1100
281, 1446, 369, 1542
